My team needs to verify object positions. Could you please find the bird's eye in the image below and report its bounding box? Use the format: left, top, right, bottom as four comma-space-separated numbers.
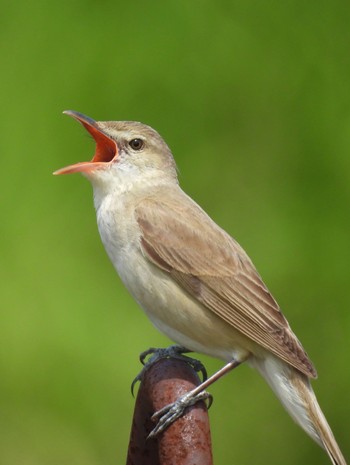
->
129, 138, 144, 151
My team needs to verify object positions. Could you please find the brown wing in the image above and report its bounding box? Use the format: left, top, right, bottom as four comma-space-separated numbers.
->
135, 190, 317, 378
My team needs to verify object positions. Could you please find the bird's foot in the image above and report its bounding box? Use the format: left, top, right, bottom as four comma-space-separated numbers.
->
148, 390, 212, 438
131, 345, 207, 396
140, 345, 208, 381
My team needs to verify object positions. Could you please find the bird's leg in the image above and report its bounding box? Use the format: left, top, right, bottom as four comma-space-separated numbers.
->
131, 345, 207, 396
148, 359, 241, 438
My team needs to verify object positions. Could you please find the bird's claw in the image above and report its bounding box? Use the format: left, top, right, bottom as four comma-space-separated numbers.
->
139, 347, 159, 365
130, 373, 142, 397
131, 345, 207, 396
148, 391, 212, 439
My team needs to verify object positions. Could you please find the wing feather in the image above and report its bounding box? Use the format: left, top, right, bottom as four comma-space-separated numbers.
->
136, 192, 317, 378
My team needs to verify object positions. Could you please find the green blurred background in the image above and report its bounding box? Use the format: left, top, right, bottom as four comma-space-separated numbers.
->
1, 0, 349, 464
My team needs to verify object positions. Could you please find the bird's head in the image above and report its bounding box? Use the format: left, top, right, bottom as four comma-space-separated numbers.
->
54, 111, 178, 188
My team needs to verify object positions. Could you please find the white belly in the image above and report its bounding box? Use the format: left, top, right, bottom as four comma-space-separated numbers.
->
95, 193, 254, 363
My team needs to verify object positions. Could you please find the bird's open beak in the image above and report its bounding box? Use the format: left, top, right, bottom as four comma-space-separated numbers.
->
53, 110, 118, 175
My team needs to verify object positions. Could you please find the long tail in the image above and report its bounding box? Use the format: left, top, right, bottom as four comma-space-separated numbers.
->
250, 355, 347, 465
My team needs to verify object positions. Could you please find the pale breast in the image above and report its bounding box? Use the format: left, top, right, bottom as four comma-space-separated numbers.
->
96, 194, 254, 362
94, 190, 262, 363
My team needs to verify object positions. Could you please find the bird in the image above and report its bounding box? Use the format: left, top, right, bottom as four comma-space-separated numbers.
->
54, 110, 346, 465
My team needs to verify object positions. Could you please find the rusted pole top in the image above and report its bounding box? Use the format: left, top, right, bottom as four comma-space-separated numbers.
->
126, 358, 213, 465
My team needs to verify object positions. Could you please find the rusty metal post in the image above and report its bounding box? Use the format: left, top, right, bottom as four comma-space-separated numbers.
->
126, 358, 213, 465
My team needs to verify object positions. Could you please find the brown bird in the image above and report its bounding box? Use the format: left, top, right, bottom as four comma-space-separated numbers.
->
55, 111, 346, 465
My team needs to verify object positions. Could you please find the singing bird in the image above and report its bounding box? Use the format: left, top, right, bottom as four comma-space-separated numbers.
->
55, 111, 346, 465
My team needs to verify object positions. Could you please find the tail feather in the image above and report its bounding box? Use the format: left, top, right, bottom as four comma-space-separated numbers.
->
250, 356, 347, 465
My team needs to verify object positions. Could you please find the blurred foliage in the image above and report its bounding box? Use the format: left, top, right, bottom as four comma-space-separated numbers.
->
1, 0, 349, 464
